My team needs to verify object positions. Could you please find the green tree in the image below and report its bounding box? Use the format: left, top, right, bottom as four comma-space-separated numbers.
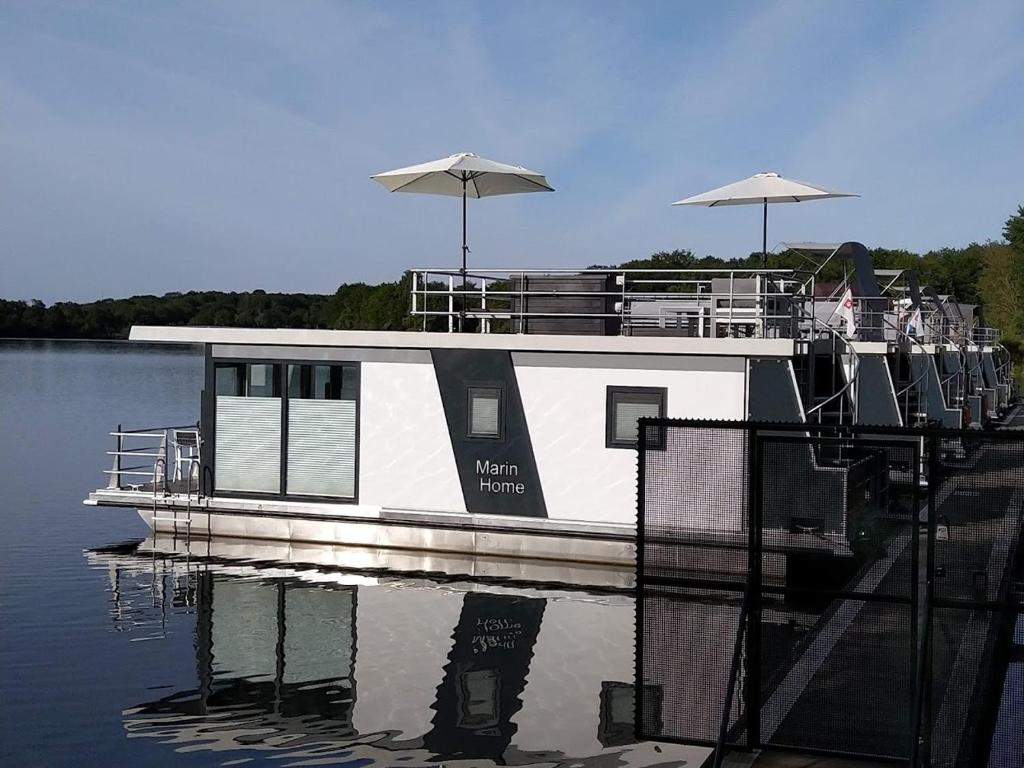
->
976, 243, 1021, 341
996, 205, 1024, 381
1003, 205, 1024, 253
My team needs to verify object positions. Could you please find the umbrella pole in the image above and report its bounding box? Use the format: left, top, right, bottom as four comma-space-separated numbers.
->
762, 198, 768, 270
460, 178, 468, 333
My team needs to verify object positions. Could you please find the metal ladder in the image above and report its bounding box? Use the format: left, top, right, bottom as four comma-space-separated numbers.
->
151, 429, 202, 545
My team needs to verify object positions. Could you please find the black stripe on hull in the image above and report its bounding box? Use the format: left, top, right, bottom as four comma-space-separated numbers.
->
431, 349, 548, 518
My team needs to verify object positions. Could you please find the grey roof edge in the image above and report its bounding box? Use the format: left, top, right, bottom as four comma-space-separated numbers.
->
129, 325, 795, 358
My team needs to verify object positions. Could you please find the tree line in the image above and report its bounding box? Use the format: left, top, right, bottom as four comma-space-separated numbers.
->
3, 206, 1022, 353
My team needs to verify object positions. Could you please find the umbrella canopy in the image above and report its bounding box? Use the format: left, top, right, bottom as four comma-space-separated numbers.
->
371, 152, 554, 332
671, 172, 857, 265
371, 152, 553, 197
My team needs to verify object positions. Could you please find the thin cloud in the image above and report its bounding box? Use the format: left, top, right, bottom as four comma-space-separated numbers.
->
0, 1, 1022, 301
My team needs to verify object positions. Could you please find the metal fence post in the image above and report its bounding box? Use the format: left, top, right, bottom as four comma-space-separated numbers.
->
107, 423, 122, 490
744, 425, 763, 749
481, 278, 489, 334
911, 431, 940, 767
634, 420, 648, 741
411, 270, 419, 323
448, 275, 455, 334
157, 430, 168, 492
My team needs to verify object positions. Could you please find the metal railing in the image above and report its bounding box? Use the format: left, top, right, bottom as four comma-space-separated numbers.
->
106, 424, 202, 498
410, 267, 813, 338
804, 308, 861, 425
974, 326, 1002, 346
106, 425, 170, 492
883, 315, 935, 425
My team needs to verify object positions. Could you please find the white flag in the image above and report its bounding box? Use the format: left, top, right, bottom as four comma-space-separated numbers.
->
838, 288, 857, 337
906, 307, 922, 336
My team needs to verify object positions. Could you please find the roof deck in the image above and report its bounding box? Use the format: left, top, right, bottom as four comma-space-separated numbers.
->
130, 259, 1000, 357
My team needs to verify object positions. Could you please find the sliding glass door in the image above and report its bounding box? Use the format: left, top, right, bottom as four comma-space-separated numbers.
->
212, 360, 359, 500
285, 363, 358, 498
215, 363, 282, 494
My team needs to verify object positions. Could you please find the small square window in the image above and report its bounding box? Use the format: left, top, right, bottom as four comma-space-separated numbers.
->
606, 386, 666, 449
467, 386, 503, 439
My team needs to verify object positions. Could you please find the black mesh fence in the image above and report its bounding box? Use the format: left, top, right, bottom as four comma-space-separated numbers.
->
637, 423, 750, 748
637, 420, 1024, 768
640, 424, 749, 589
924, 432, 1024, 768
637, 585, 748, 745
756, 433, 918, 761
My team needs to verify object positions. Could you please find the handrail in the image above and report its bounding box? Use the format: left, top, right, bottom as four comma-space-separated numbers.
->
915, 314, 969, 403
112, 424, 196, 436
884, 317, 931, 397
885, 316, 937, 427
995, 343, 1014, 385
965, 346, 986, 389
972, 326, 1002, 346
940, 362, 964, 395
105, 424, 202, 499
804, 306, 861, 423
413, 266, 800, 275
412, 266, 815, 338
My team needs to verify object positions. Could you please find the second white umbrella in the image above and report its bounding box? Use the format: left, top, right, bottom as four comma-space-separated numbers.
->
672, 172, 857, 267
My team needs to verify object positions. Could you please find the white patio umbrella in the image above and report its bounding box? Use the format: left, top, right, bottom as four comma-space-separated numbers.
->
671, 172, 857, 267
371, 152, 554, 284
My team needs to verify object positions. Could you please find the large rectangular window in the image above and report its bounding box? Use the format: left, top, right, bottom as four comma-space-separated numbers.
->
215, 363, 282, 493
606, 386, 666, 449
285, 363, 359, 498
213, 360, 360, 500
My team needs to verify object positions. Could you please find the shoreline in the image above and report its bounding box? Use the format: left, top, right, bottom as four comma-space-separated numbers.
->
0, 336, 199, 346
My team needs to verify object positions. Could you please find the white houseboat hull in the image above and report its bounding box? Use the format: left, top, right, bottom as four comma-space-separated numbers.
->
88, 327, 799, 566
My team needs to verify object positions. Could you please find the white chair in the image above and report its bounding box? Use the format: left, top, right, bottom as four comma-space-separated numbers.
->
171, 429, 201, 485
710, 277, 762, 337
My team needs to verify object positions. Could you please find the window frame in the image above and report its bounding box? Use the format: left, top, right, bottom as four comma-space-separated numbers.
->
605, 386, 667, 450
209, 357, 361, 503
214, 362, 282, 397
215, 362, 245, 396
286, 363, 355, 401
246, 363, 281, 398
465, 383, 505, 441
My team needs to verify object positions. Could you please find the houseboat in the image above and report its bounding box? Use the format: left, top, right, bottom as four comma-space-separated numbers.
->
84, 242, 1014, 566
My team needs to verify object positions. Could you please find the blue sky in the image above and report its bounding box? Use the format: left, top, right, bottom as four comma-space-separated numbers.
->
2, 1, 1022, 302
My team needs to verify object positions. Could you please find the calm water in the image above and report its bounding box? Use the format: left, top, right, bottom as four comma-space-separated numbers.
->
0, 341, 698, 768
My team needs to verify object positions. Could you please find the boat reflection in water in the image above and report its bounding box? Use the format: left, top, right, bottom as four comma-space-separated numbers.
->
86, 537, 706, 767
